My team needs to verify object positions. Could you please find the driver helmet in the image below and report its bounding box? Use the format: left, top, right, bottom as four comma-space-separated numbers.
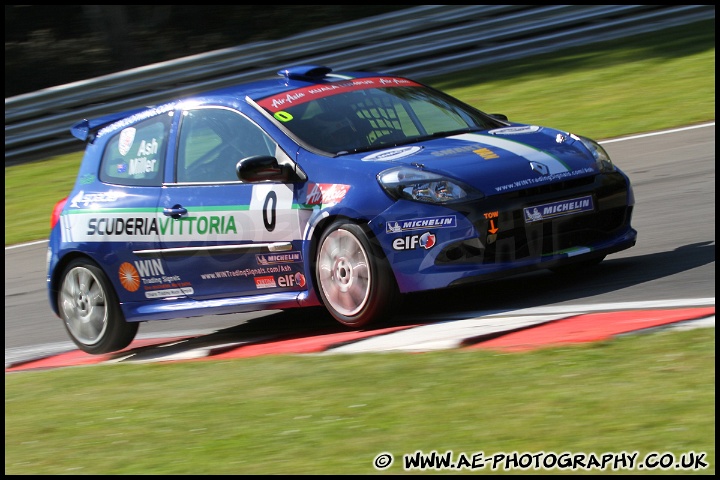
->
313, 112, 359, 152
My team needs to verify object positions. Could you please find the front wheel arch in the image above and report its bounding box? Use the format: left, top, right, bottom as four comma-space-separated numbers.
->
313, 219, 399, 328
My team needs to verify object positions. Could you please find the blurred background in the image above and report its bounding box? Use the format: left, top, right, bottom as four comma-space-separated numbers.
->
4, 5, 408, 98
5, 5, 714, 165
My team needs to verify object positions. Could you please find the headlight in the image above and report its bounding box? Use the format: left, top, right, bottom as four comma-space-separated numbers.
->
571, 134, 615, 172
377, 166, 483, 204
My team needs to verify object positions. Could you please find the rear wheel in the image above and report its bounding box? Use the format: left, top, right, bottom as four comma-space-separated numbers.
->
315, 221, 398, 327
58, 259, 138, 354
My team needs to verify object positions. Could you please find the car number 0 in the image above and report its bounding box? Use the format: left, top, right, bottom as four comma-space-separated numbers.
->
263, 190, 277, 232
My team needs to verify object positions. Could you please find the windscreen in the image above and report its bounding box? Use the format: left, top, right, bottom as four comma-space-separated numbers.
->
256, 77, 502, 154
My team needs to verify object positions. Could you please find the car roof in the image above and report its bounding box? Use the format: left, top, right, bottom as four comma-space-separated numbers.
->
211, 65, 382, 100
71, 65, 390, 142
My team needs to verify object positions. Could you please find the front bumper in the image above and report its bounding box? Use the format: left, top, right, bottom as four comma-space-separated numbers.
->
371, 171, 636, 293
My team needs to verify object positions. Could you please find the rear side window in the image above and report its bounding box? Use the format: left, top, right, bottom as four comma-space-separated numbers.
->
99, 114, 171, 186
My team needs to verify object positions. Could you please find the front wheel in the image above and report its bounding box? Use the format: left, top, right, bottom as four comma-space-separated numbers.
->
57, 259, 138, 354
315, 221, 398, 328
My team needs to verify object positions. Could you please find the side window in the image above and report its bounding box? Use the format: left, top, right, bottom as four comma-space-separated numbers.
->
176, 108, 276, 183
99, 114, 170, 186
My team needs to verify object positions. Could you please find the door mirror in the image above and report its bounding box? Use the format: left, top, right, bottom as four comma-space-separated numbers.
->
236, 155, 304, 183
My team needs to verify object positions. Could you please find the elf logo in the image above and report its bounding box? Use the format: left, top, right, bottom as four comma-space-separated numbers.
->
278, 273, 306, 288
392, 232, 436, 251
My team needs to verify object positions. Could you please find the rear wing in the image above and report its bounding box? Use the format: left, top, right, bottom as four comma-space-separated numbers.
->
70, 107, 148, 143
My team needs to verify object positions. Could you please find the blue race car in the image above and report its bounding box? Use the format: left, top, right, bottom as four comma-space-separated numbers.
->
47, 65, 637, 354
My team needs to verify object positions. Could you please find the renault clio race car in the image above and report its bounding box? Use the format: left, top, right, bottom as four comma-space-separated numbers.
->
47, 65, 637, 354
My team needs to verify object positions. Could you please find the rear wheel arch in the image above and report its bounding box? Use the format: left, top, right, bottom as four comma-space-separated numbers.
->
56, 256, 138, 354
49, 252, 93, 314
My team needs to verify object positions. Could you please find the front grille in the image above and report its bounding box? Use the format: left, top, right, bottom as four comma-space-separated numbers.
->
436, 172, 633, 265
480, 205, 631, 263
499, 174, 596, 199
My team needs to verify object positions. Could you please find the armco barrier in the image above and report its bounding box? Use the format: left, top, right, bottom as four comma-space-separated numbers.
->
4, 5, 715, 164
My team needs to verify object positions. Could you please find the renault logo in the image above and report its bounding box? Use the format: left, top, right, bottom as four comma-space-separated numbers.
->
529, 161, 549, 176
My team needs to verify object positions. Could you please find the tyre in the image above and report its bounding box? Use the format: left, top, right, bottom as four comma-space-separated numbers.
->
57, 259, 138, 354
315, 221, 399, 327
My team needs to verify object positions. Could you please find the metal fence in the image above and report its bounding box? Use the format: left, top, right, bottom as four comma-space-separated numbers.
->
4, 4, 715, 164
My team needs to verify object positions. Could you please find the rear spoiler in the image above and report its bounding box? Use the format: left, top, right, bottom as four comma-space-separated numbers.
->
70, 107, 148, 142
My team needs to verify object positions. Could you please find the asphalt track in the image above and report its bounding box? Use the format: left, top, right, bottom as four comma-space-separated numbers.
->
5, 123, 715, 372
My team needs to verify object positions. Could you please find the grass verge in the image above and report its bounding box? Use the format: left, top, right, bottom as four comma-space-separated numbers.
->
5, 327, 715, 474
